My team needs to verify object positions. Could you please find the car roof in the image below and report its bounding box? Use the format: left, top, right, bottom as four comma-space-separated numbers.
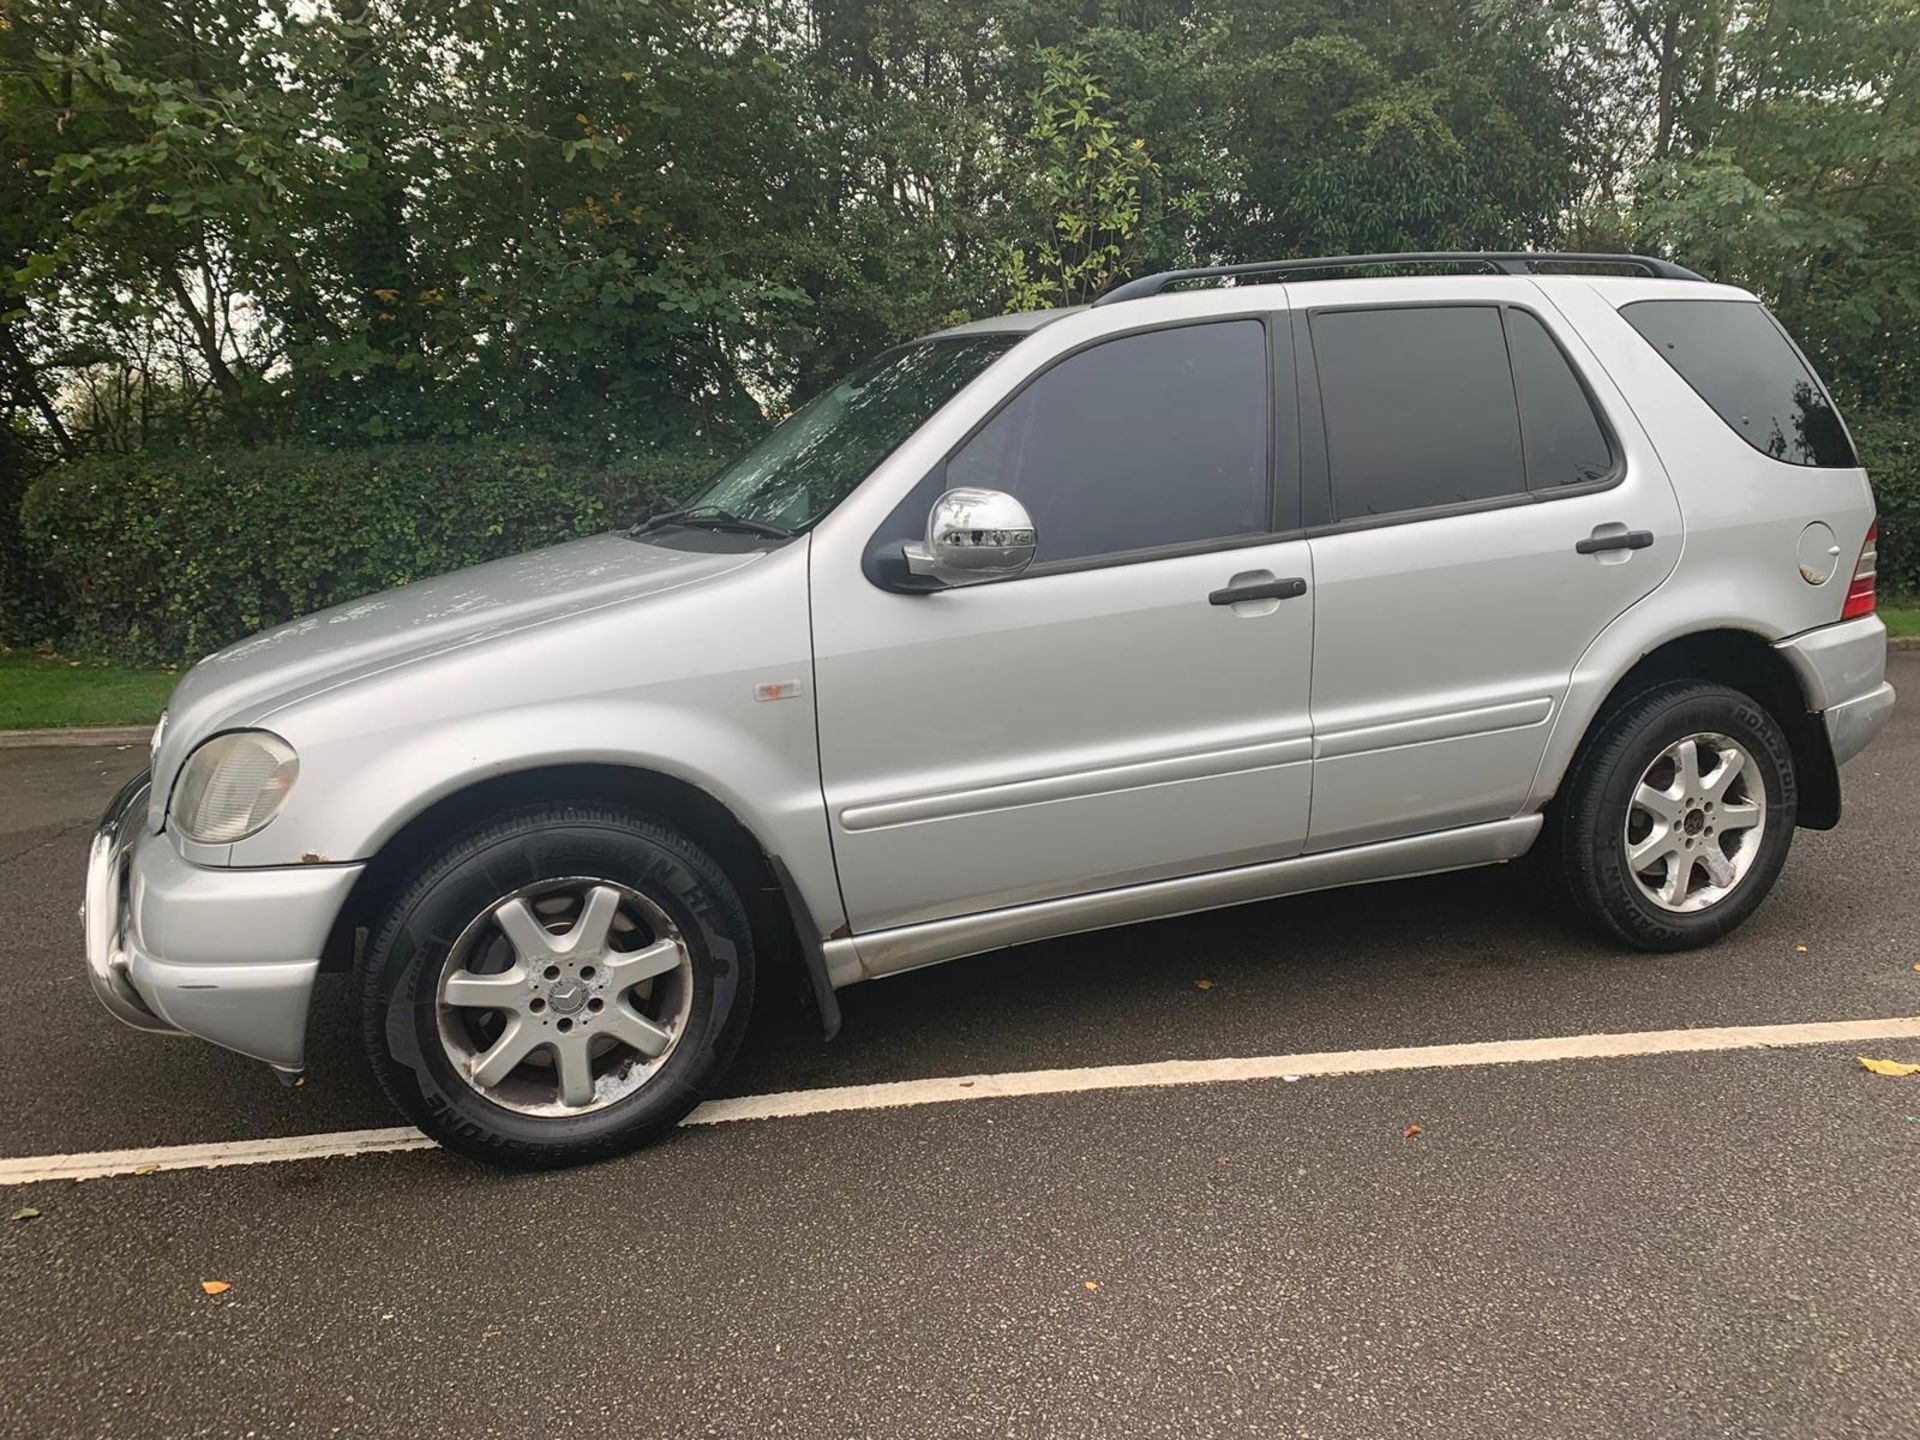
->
916, 276, 1759, 347
923, 307, 1084, 340
1542, 275, 1756, 308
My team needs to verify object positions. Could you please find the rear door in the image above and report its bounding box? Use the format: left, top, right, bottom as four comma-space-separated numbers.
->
1297, 280, 1682, 851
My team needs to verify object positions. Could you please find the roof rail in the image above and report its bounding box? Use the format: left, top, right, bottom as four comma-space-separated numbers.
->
1094, 251, 1706, 306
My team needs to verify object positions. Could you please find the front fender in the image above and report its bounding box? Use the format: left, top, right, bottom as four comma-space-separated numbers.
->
220, 543, 846, 935
244, 699, 845, 935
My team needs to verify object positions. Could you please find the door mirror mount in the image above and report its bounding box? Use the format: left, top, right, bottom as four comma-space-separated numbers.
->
895, 488, 1037, 590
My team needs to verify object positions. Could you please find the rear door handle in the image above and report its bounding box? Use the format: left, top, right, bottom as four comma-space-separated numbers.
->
1209, 576, 1307, 606
1575, 529, 1654, 555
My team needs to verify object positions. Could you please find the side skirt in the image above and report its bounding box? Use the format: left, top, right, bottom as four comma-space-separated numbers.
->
821, 815, 1544, 985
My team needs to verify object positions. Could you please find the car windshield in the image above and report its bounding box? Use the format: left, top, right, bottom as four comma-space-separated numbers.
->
681, 333, 1021, 533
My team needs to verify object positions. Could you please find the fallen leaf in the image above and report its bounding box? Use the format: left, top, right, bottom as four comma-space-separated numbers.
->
1794, 944, 1809, 954
1194, 979, 1214, 991
1911, 964, 1919, 973
8, 1207, 39, 1223
1083, 1281, 1100, 1292
1403, 1125, 1424, 1140
133, 1163, 160, 1175
1858, 1057, 1920, 1078
199, 1280, 231, 1296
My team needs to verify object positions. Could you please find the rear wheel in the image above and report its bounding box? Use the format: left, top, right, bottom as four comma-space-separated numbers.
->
360, 803, 754, 1168
1555, 681, 1797, 951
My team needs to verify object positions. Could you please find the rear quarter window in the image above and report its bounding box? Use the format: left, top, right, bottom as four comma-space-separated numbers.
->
1621, 299, 1857, 468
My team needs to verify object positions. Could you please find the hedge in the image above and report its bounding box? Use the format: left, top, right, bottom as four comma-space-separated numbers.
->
6, 412, 1918, 671
10, 442, 716, 668
1854, 409, 1920, 599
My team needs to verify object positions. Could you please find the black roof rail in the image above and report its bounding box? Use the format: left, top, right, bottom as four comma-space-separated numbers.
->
1094, 251, 1706, 305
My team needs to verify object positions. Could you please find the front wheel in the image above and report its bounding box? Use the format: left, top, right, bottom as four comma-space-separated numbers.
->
1554, 681, 1797, 951
360, 803, 755, 1168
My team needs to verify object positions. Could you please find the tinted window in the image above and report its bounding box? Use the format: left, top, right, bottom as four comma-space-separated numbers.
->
946, 321, 1269, 564
1312, 306, 1526, 519
1506, 308, 1615, 487
1622, 300, 1856, 467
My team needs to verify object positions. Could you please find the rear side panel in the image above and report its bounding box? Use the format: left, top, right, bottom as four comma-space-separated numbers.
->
1523, 278, 1878, 807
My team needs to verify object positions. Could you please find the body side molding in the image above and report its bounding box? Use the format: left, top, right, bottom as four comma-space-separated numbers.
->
823, 815, 1544, 983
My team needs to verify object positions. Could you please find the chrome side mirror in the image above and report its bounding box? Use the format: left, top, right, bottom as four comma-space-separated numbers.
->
902, 487, 1037, 588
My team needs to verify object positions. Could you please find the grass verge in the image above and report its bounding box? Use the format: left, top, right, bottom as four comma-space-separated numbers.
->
0, 650, 175, 730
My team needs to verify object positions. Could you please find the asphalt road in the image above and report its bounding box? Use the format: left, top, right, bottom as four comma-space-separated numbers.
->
3, 656, 1919, 1438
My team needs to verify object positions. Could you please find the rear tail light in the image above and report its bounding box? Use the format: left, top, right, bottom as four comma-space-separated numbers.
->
1841, 523, 1878, 620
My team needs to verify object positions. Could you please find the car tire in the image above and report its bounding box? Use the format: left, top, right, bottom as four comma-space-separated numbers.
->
360, 803, 755, 1168
1554, 681, 1797, 952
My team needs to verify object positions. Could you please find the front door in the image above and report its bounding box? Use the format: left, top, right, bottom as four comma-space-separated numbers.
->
810, 315, 1318, 934
1294, 283, 1682, 851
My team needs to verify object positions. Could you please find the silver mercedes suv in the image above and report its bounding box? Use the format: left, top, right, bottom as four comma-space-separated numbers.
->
84, 251, 1895, 1167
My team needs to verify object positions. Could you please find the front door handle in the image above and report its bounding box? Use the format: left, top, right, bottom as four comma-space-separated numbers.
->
1209, 576, 1307, 606
1575, 529, 1654, 555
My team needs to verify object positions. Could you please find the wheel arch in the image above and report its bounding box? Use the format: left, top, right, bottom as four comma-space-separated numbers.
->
321, 762, 841, 1034
1548, 628, 1839, 830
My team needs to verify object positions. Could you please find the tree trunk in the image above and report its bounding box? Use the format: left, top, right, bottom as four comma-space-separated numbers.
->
158, 266, 247, 411
1655, 9, 1679, 158
0, 326, 78, 460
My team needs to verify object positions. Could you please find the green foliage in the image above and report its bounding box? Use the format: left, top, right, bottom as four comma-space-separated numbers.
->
1853, 410, 1920, 597
1609, 0, 1920, 584
1623, 0, 1920, 412
18, 444, 714, 667
1002, 48, 1168, 310
4, 0, 1919, 657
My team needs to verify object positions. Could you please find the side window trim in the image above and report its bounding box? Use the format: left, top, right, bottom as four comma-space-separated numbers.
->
861, 313, 1303, 588
1296, 305, 1334, 530
1294, 298, 1626, 538
1268, 308, 1303, 534
1499, 303, 1625, 496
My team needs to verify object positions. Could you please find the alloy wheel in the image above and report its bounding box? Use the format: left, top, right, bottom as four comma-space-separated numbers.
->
1622, 732, 1768, 914
435, 876, 694, 1115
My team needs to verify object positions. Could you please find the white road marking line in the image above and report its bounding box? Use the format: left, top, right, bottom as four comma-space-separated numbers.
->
0, 1127, 440, 1185
5, 1013, 1919, 1186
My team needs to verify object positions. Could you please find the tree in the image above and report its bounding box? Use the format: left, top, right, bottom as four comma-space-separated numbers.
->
1, 0, 1914, 453
1001, 47, 1164, 310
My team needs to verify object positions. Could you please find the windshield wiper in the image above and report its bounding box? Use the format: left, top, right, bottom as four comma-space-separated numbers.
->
628, 505, 795, 541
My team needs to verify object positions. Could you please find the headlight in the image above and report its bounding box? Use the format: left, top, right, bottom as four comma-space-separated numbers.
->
171, 731, 299, 843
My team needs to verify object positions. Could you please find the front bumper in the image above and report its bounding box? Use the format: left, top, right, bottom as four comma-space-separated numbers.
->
83, 772, 363, 1070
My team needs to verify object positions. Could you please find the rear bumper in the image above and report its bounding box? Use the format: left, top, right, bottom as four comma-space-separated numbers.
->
82, 772, 361, 1070
1775, 614, 1887, 711
1775, 615, 1894, 766
1825, 681, 1896, 767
